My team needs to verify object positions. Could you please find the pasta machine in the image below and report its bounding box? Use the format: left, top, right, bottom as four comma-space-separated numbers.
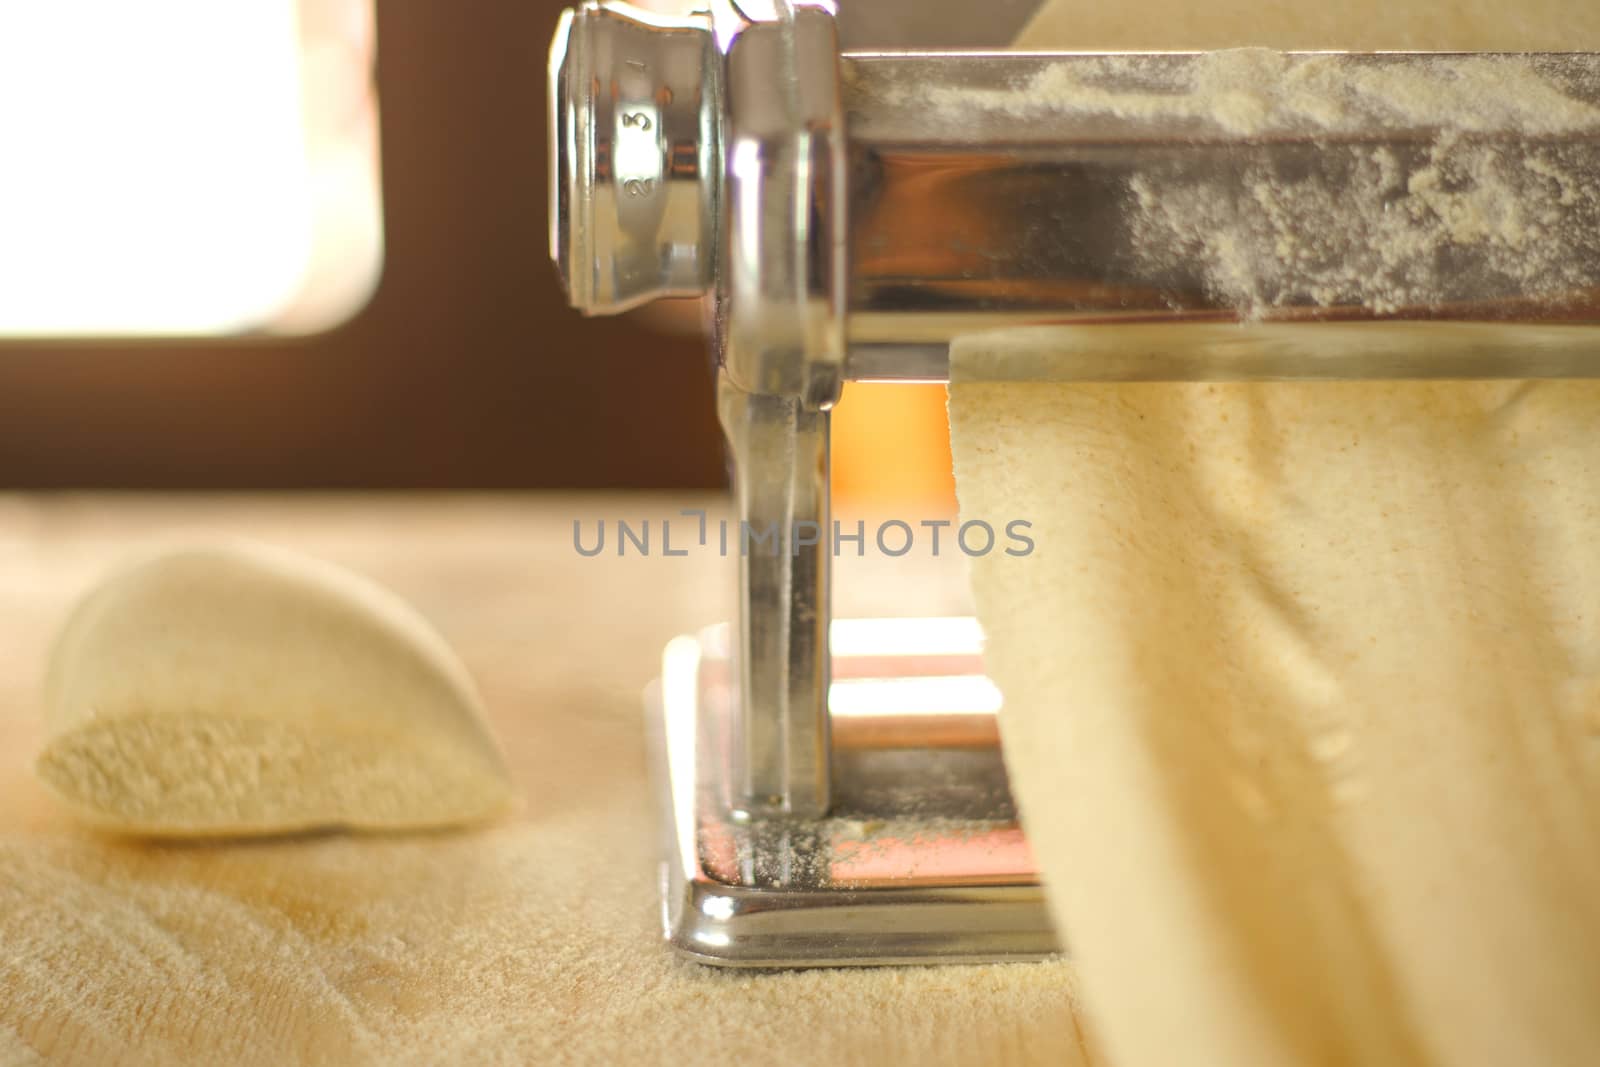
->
547, 0, 1600, 965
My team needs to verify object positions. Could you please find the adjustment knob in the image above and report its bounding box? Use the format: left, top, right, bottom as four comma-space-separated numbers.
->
549, 1, 718, 315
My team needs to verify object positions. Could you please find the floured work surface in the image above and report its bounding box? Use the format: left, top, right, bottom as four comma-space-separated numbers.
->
0, 496, 1094, 1067
948, 3, 1600, 1067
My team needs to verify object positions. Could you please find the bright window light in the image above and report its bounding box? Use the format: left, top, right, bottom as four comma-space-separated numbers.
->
0, 0, 382, 336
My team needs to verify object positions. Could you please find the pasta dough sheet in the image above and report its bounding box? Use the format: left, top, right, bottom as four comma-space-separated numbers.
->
950, 5, 1600, 1066
951, 379, 1600, 1066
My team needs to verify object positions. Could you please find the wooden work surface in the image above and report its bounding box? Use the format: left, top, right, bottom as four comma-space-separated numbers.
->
0, 494, 1094, 1067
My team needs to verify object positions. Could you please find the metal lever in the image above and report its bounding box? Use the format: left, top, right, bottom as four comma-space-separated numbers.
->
553, 0, 845, 817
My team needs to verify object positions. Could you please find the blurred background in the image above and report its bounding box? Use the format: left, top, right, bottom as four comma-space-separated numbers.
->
0, 0, 954, 512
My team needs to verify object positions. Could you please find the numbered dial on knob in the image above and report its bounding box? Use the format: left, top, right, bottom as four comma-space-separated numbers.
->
549, 1, 719, 315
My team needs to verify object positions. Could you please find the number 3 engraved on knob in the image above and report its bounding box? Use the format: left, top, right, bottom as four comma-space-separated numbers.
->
624, 178, 656, 197
622, 111, 652, 132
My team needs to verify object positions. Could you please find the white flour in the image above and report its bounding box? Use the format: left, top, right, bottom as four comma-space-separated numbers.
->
1128, 132, 1600, 316
899, 49, 1600, 318
923, 50, 1600, 137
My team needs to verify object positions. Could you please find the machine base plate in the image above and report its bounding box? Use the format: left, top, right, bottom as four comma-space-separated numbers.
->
647, 618, 1062, 966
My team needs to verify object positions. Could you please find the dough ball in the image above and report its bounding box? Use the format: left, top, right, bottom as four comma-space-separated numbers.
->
35, 542, 514, 836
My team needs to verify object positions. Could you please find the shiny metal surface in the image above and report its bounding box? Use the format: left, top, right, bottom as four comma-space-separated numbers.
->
551, 15, 1600, 368
841, 52, 1600, 374
708, 0, 847, 820
718, 1, 847, 406
717, 372, 832, 818
649, 622, 1060, 966
552, 0, 849, 819
548, 2, 718, 313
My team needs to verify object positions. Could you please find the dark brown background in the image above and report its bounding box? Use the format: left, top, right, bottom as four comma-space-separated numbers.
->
0, 0, 726, 490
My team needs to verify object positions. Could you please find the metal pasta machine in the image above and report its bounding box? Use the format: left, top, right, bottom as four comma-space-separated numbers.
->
548, 0, 1600, 965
